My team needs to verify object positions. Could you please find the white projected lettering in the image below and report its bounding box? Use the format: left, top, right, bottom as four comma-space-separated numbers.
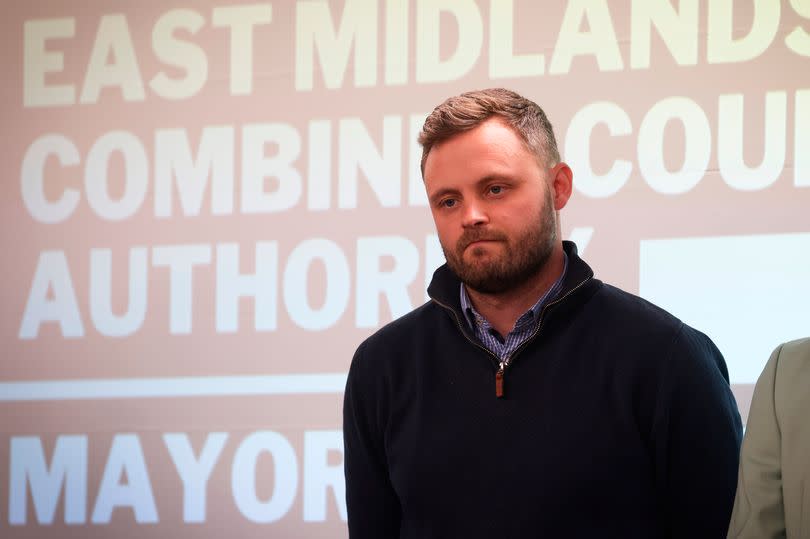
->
303, 431, 346, 522
567, 102, 633, 198
416, 0, 483, 83
568, 92, 803, 198
8, 436, 88, 525
79, 15, 146, 104
18, 237, 440, 338
630, 0, 699, 69
164, 433, 228, 523
707, 0, 780, 64
211, 4, 274, 95
549, 0, 623, 74
232, 431, 298, 523
84, 131, 149, 221
786, 0, 810, 56
22, 116, 426, 223
215, 242, 279, 333
286, 0, 741, 87
489, 0, 545, 79
19, 251, 84, 339
154, 127, 236, 217
21, 134, 80, 224
23, 18, 76, 107
7, 431, 346, 526
91, 434, 158, 524
152, 244, 212, 335
89, 247, 149, 338
242, 123, 303, 213
718, 92, 787, 191
338, 116, 402, 209
295, 0, 377, 90
149, 9, 208, 100
307, 120, 332, 210
283, 239, 351, 331
22, 6, 274, 106
384, 0, 409, 85
20, 1, 810, 109
355, 236, 420, 328
638, 97, 711, 195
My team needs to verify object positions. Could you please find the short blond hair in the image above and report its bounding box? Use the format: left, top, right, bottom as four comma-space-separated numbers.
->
418, 88, 560, 176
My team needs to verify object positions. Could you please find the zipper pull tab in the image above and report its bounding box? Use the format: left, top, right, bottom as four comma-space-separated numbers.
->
495, 362, 505, 398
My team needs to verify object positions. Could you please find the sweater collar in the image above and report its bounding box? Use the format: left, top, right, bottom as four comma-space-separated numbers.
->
427, 241, 596, 317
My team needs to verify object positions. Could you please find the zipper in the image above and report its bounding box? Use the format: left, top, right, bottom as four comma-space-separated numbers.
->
495, 362, 505, 397
432, 274, 593, 398
501, 275, 593, 370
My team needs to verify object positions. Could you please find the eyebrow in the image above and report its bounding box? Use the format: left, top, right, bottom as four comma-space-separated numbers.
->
477, 174, 513, 185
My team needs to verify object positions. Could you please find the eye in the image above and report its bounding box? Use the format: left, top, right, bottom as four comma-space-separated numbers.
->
441, 198, 457, 208
489, 185, 504, 195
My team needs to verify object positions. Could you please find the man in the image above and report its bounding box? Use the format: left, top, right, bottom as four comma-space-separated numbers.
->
343, 88, 742, 538
727, 337, 810, 538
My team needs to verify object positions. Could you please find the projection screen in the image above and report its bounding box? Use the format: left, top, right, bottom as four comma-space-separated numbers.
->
2, 0, 809, 537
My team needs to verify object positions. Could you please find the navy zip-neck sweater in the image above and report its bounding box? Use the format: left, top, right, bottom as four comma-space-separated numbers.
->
343, 242, 743, 538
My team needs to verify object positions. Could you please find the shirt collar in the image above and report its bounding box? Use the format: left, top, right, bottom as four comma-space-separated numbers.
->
460, 251, 569, 333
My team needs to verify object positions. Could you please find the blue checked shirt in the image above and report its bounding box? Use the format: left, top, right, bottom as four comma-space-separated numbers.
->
460, 253, 568, 361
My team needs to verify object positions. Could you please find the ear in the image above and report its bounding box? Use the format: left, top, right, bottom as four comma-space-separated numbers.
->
549, 162, 573, 211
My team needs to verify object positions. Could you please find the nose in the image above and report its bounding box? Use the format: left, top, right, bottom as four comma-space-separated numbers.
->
461, 200, 488, 228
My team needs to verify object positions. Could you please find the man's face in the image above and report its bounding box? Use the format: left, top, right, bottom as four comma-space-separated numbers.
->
423, 118, 558, 294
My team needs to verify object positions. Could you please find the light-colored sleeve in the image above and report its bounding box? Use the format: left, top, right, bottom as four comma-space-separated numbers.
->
726, 344, 785, 539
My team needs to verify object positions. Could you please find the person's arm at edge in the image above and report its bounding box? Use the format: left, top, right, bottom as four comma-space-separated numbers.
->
343, 341, 401, 538
726, 344, 784, 538
656, 325, 744, 537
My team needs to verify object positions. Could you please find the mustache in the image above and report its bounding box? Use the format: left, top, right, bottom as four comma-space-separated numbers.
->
457, 229, 508, 251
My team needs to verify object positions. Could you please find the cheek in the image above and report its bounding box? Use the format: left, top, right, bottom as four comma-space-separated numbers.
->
514, 200, 543, 219
431, 215, 454, 238
436, 222, 465, 252
494, 207, 527, 227
439, 225, 461, 245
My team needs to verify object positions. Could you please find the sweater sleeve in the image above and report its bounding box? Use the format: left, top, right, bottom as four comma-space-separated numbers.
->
343, 341, 401, 538
653, 325, 744, 537
726, 344, 785, 538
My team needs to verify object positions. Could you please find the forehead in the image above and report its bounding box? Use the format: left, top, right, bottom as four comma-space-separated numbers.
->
423, 118, 540, 187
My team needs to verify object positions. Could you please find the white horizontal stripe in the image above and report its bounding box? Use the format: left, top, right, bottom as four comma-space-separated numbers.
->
0, 373, 348, 402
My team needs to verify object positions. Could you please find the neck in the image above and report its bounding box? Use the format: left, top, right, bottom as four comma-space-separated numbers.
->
465, 244, 565, 338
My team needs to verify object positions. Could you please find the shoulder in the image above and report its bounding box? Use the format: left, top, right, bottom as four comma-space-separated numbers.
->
769, 337, 810, 409
591, 283, 707, 344
360, 300, 443, 350
588, 283, 727, 378
349, 300, 444, 375
776, 337, 810, 364
763, 337, 810, 385
594, 283, 682, 327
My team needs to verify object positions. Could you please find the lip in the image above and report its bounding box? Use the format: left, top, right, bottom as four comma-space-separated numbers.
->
466, 239, 500, 249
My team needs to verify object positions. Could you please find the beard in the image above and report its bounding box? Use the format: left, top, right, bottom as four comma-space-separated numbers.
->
441, 190, 557, 295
